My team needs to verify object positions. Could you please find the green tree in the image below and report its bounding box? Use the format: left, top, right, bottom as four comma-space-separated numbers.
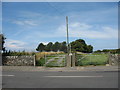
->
45, 42, 53, 52
70, 39, 93, 53
71, 39, 86, 52
60, 41, 67, 53
102, 49, 110, 53
94, 50, 102, 53
87, 45, 93, 53
52, 42, 60, 52
36, 43, 45, 52
116, 48, 120, 54
0, 34, 6, 52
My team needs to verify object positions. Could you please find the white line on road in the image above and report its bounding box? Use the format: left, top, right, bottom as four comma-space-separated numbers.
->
44, 76, 103, 78
0, 75, 15, 77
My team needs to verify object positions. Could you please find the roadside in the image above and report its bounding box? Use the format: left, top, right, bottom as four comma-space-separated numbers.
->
2, 65, 119, 72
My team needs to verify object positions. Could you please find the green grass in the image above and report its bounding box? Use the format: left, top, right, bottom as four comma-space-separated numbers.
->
76, 54, 109, 66
36, 58, 45, 66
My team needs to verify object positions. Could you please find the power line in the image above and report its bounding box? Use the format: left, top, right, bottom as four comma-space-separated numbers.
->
46, 2, 65, 17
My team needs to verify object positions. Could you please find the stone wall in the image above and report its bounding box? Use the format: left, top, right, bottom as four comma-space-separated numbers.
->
109, 54, 120, 66
2, 55, 35, 66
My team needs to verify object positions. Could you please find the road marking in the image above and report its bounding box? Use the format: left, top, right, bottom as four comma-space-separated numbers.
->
44, 76, 103, 78
0, 75, 15, 77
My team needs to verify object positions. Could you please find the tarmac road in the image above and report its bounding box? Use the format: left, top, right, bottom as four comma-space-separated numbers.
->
2, 70, 118, 88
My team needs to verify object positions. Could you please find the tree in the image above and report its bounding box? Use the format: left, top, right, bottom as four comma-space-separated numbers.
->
102, 49, 110, 53
70, 39, 93, 53
60, 41, 67, 53
94, 50, 101, 53
36, 39, 93, 53
87, 45, 93, 53
36, 43, 45, 52
0, 34, 6, 52
116, 48, 120, 53
45, 42, 53, 52
71, 39, 86, 52
52, 42, 60, 52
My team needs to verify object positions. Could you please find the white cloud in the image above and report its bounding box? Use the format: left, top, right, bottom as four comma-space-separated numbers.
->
13, 20, 37, 26
42, 42, 48, 45
5, 39, 26, 50
4, 39, 50, 51
22, 22, 117, 39
55, 22, 118, 39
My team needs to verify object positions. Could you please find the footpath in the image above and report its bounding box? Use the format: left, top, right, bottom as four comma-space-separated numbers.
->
2, 65, 119, 72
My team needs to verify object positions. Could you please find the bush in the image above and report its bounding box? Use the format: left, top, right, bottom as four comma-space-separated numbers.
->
36, 58, 45, 66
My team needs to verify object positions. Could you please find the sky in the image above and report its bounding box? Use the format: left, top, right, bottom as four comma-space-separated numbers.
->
2, 2, 118, 51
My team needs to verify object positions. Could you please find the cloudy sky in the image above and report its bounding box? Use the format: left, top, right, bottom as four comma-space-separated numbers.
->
2, 2, 118, 51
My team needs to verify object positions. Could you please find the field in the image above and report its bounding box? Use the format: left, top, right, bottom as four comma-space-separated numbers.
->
76, 53, 109, 66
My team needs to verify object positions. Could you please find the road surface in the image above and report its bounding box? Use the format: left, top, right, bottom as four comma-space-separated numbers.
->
2, 70, 118, 88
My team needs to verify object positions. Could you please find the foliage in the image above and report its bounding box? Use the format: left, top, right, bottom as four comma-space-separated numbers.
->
0, 34, 6, 52
36, 39, 93, 53
94, 50, 102, 53
94, 49, 120, 54
36, 41, 67, 53
36, 57, 45, 66
70, 39, 93, 53
52, 42, 60, 52
2, 50, 35, 56
45, 42, 53, 51
36, 43, 45, 52
60, 41, 67, 53
87, 45, 93, 53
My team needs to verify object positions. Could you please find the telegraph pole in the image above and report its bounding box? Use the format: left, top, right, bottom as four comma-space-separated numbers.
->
66, 16, 69, 55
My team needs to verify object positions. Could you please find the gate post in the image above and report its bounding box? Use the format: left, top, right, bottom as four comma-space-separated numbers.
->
72, 53, 76, 67
33, 55, 36, 66
66, 55, 71, 67
66, 53, 76, 67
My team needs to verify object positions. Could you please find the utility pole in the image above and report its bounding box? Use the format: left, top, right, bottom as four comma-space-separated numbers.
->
66, 16, 69, 55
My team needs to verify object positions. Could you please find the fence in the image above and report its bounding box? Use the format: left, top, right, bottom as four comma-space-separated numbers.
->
3, 53, 118, 67
2, 55, 35, 66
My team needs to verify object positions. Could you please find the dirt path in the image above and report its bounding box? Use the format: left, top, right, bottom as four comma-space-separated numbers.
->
46, 55, 66, 66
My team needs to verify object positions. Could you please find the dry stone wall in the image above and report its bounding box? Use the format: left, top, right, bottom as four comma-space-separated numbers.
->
2, 55, 35, 66
109, 54, 120, 66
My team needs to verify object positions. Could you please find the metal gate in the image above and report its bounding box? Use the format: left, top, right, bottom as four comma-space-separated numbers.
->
44, 54, 66, 67
76, 53, 109, 66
